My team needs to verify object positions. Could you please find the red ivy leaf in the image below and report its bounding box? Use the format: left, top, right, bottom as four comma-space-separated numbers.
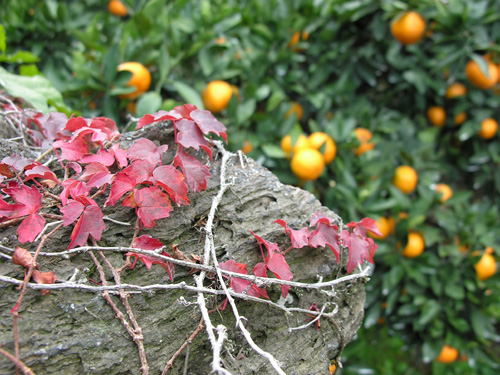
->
132, 235, 164, 250
24, 165, 59, 184
190, 109, 228, 142
250, 231, 292, 298
17, 213, 45, 243
347, 217, 382, 238
59, 179, 90, 205
111, 144, 128, 168
127, 138, 168, 167
220, 259, 268, 298
152, 165, 190, 206
175, 119, 212, 158
174, 151, 210, 193
309, 222, 341, 263
0, 163, 15, 178
53, 137, 89, 161
2, 184, 42, 218
170, 104, 198, 119
105, 172, 136, 206
0, 198, 14, 218
126, 236, 174, 282
60, 200, 85, 226
79, 163, 113, 188
133, 186, 173, 228
2, 155, 36, 171
79, 148, 116, 166
339, 227, 378, 274
310, 211, 335, 227
136, 110, 180, 130
123, 159, 154, 185
68, 205, 105, 249
274, 219, 310, 249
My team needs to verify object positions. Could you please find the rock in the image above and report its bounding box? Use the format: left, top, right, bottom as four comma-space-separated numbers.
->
0, 121, 367, 375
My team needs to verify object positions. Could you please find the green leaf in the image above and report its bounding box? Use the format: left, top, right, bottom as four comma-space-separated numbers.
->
0, 24, 6, 54
418, 299, 440, 326
0, 66, 66, 114
136, 92, 162, 117
237, 99, 256, 125
214, 14, 242, 33
172, 81, 204, 109
103, 44, 120, 84
261, 143, 286, 158
0, 51, 40, 64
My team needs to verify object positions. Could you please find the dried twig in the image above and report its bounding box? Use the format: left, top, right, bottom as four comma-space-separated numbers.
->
0, 347, 37, 375
161, 317, 204, 374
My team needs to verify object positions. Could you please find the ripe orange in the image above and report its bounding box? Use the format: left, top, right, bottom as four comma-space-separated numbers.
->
434, 183, 453, 203
202, 80, 233, 113
108, 0, 128, 17
240, 140, 253, 154
117, 62, 151, 99
284, 102, 304, 121
427, 106, 446, 127
281, 134, 311, 158
126, 101, 136, 115
454, 112, 466, 125
445, 82, 467, 98
465, 59, 499, 89
354, 128, 375, 156
478, 118, 498, 139
390, 11, 426, 45
290, 149, 325, 181
393, 165, 418, 194
308, 132, 337, 163
329, 364, 337, 374
436, 345, 459, 363
288, 31, 309, 51
402, 232, 425, 258
369, 217, 395, 240
215, 37, 226, 45
474, 247, 497, 280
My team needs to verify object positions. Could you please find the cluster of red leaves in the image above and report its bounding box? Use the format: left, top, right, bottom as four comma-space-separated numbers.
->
218, 213, 380, 306
1, 104, 227, 288
1, 103, 379, 306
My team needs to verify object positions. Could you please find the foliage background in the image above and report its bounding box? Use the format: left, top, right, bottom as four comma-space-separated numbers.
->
1, 0, 499, 374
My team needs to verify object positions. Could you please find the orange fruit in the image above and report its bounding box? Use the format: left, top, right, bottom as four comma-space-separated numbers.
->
288, 31, 301, 48
329, 364, 337, 374
215, 37, 226, 45
478, 118, 498, 139
454, 112, 466, 125
308, 132, 337, 163
427, 106, 446, 127
284, 102, 304, 121
402, 232, 425, 258
454, 236, 469, 253
369, 217, 395, 240
108, 0, 128, 17
436, 345, 459, 363
474, 247, 496, 280
126, 101, 136, 115
202, 80, 233, 113
240, 140, 253, 154
290, 149, 325, 181
354, 128, 375, 156
117, 62, 151, 99
354, 127, 373, 143
434, 183, 453, 203
393, 165, 418, 194
390, 11, 426, 45
445, 83, 467, 98
465, 59, 499, 89
280, 134, 311, 158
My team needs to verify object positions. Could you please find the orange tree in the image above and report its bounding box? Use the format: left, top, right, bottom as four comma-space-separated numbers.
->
1, 0, 500, 373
